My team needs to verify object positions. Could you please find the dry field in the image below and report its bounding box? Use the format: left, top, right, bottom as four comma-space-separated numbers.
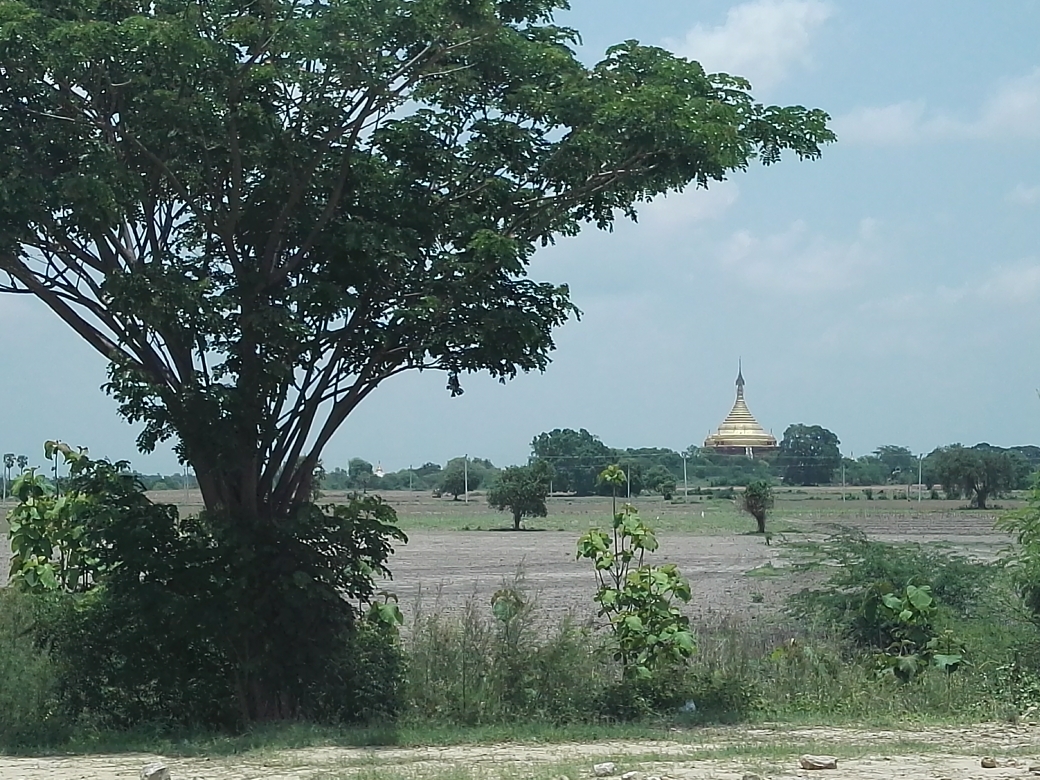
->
0, 489, 1014, 620
4, 723, 1040, 780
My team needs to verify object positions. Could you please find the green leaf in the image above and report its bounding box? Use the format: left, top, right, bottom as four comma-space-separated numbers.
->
906, 584, 933, 611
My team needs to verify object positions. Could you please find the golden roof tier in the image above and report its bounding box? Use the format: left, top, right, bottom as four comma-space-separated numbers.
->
704, 365, 777, 456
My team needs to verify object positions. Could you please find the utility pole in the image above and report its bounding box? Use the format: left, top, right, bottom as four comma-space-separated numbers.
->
841, 461, 846, 502
918, 456, 923, 503
184, 463, 190, 507
682, 453, 688, 499
464, 454, 469, 503
626, 466, 631, 499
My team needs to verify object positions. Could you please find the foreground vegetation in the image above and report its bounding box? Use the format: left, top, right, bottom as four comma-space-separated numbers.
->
4, 469, 1040, 753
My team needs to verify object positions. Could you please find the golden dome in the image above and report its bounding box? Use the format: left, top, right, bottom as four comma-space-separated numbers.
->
704, 366, 777, 451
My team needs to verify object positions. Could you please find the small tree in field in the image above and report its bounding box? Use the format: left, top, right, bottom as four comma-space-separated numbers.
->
487, 461, 552, 530
741, 480, 774, 534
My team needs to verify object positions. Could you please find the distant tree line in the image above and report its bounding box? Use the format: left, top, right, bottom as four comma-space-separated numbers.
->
111, 429, 1040, 508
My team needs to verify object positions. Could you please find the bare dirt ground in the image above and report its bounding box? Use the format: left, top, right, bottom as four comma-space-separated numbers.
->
0, 496, 1009, 619
3, 724, 1040, 780
386, 509, 1007, 622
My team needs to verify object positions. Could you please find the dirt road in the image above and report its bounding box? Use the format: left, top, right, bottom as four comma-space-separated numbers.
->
3, 725, 1039, 780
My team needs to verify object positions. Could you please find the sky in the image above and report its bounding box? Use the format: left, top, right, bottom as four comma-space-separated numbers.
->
2, 0, 1040, 473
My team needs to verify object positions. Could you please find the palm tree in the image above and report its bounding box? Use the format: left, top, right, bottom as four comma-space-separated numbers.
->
16, 454, 28, 473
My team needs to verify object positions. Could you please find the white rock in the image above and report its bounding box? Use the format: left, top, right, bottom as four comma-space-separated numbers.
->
141, 764, 171, 780
798, 755, 837, 770
593, 763, 617, 777
980, 757, 998, 769
622, 772, 638, 780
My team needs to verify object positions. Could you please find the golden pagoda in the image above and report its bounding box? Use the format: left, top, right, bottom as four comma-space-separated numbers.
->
704, 364, 777, 457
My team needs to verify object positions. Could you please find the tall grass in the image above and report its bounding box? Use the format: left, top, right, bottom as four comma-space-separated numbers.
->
4, 534, 1040, 752
690, 611, 1022, 723
404, 570, 610, 725
0, 590, 68, 748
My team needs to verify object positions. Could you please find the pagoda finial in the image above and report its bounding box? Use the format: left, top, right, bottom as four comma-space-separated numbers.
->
735, 359, 745, 397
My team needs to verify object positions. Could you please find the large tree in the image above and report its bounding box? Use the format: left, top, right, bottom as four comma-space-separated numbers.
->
778, 424, 841, 486
0, 0, 833, 719
531, 428, 615, 495
932, 444, 1021, 509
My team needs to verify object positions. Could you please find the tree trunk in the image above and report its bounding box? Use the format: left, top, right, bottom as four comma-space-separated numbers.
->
183, 452, 354, 724
756, 515, 766, 534
513, 511, 522, 531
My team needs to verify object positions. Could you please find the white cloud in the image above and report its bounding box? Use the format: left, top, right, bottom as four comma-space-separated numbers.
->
865, 260, 1040, 322
642, 181, 740, 228
835, 68, 1040, 145
717, 217, 882, 294
973, 261, 1040, 305
669, 0, 832, 91
1008, 183, 1040, 206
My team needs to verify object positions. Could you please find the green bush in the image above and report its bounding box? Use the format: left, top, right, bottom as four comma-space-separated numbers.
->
786, 529, 996, 646
6, 446, 408, 731
0, 590, 68, 748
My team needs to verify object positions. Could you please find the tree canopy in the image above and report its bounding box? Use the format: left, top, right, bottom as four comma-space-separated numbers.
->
778, 424, 841, 486
0, 0, 832, 520
931, 444, 1024, 509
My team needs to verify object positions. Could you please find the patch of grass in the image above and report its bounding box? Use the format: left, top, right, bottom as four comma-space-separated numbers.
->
745, 562, 786, 578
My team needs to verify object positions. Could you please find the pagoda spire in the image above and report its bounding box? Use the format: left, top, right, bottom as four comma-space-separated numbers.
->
704, 362, 777, 456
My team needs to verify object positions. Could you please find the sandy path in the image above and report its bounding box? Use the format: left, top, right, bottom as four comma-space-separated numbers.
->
3, 725, 1039, 780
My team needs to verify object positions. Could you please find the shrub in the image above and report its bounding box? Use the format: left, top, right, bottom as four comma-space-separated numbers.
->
405, 573, 607, 724
0, 590, 68, 748
999, 474, 1040, 625
6, 444, 408, 731
786, 529, 995, 647
577, 484, 695, 681
740, 480, 774, 534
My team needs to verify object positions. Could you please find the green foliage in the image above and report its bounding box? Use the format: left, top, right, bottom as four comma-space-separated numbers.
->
7, 441, 108, 593
532, 429, 615, 496
440, 460, 484, 500
0, 0, 832, 726
740, 480, 774, 533
486, 460, 552, 530
931, 444, 1025, 508
0, 589, 68, 749
405, 573, 607, 725
646, 465, 677, 499
576, 501, 694, 681
778, 424, 842, 486
998, 474, 1040, 626
6, 443, 409, 729
595, 460, 646, 497
786, 529, 995, 648
870, 584, 965, 683
683, 446, 775, 487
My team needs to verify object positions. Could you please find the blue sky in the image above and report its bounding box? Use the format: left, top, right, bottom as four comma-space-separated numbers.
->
2, 0, 1040, 472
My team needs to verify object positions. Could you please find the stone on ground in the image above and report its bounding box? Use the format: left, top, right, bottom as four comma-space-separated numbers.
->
798, 755, 837, 770
140, 763, 171, 780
